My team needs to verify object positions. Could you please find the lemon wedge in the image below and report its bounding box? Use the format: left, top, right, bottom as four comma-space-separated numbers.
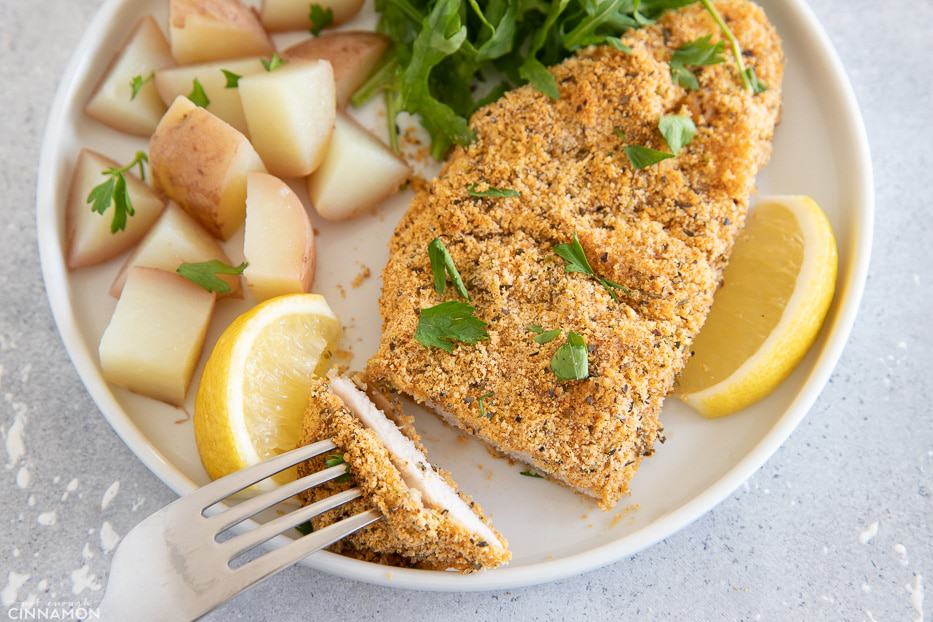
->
194, 294, 341, 486
677, 196, 838, 418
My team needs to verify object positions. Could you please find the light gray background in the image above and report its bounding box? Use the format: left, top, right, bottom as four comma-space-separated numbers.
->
1, 1, 930, 620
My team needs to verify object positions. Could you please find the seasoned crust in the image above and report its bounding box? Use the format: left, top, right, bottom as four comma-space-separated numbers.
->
298, 378, 509, 571
368, 0, 783, 509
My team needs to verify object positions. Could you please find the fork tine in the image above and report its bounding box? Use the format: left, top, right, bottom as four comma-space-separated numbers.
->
208, 463, 350, 534
233, 510, 382, 590
222, 487, 365, 560
191, 439, 337, 509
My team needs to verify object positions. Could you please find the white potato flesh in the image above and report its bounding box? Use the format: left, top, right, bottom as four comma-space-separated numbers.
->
307, 114, 410, 221
67, 149, 165, 269
110, 202, 241, 298
260, 0, 363, 31
243, 173, 315, 302
85, 17, 175, 136
170, 0, 274, 65
154, 58, 265, 134
239, 60, 336, 178
150, 96, 266, 240
283, 32, 390, 108
99, 267, 216, 405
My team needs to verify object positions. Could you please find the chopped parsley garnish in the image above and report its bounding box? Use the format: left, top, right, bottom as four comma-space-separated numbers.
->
467, 184, 520, 199
295, 520, 314, 535
550, 331, 589, 381
85, 151, 148, 233
477, 391, 494, 418
415, 301, 489, 352
262, 53, 287, 72
187, 78, 210, 107
324, 454, 352, 482
613, 128, 627, 141
129, 72, 153, 100
221, 69, 242, 88
624, 145, 675, 169
520, 469, 544, 478
176, 260, 247, 294
698, 0, 766, 93
428, 237, 470, 300
309, 3, 335, 36
553, 233, 633, 301
658, 114, 697, 155
526, 324, 561, 345
669, 35, 725, 90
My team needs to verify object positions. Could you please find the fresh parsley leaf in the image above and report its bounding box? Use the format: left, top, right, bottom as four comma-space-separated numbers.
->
295, 520, 314, 535
624, 145, 675, 169
187, 78, 210, 107
658, 114, 697, 155
262, 53, 287, 72
221, 69, 242, 88
744, 67, 768, 94
526, 324, 561, 344
553, 233, 633, 300
176, 260, 247, 294
129, 72, 153, 100
613, 127, 627, 141
697, 0, 764, 93
669, 35, 725, 91
415, 301, 489, 352
428, 237, 470, 300
309, 3, 334, 36
520, 469, 544, 478
324, 454, 352, 482
85, 151, 148, 233
467, 184, 520, 198
550, 331, 589, 381
477, 391, 494, 418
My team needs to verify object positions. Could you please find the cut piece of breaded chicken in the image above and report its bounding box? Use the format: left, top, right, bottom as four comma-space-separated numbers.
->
298, 376, 509, 571
367, 0, 784, 509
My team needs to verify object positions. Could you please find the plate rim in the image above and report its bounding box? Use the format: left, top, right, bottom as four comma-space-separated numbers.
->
36, 0, 874, 592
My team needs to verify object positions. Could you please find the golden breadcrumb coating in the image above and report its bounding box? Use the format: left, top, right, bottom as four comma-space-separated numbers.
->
298, 378, 510, 571
367, 0, 784, 509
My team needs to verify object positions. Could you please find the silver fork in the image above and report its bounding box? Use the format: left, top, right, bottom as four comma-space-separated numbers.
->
98, 439, 381, 621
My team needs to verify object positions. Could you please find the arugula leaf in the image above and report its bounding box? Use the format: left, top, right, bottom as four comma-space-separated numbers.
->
428, 237, 470, 300
624, 145, 675, 169
658, 114, 696, 154
176, 260, 247, 294
129, 72, 153, 100
187, 78, 210, 107
518, 0, 570, 99
553, 232, 633, 300
520, 469, 544, 478
262, 53, 287, 72
477, 391, 494, 418
605, 36, 632, 53
550, 331, 589, 380
309, 3, 335, 35
467, 184, 519, 198
86, 151, 148, 233
221, 69, 242, 88
526, 324, 561, 344
415, 300, 489, 352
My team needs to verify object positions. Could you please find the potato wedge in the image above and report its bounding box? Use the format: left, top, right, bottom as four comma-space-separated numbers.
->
239, 60, 335, 178
67, 149, 165, 269
150, 96, 266, 240
99, 267, 215, 405
85, 17, 175, 136
283, 32, 389, 107
307, 113, 410, 221
154, 57, 265, 134
110, 202, 241, 298
170, 0, 274, 64
260, 0, 363, 32
243, 173, 315, 301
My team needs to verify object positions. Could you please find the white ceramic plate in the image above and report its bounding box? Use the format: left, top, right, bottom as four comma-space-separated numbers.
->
37, 0, 872, 591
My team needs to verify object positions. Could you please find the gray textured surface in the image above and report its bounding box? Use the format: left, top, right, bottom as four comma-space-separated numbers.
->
1, 0, 931, 620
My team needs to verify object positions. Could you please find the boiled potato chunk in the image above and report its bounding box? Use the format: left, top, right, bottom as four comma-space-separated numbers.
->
239, 60, 335, 178
67, 149, 165, 269
243, 173, 315, 301
99, 267, 216, 405
260, 0, 363, 32
154, 57, 265, 134
110, 202, 241, 298
307, 114, 410, 221
85, 17, 175, 136
150, 96, 266, 240
283, 32, 390, 107
169, 0, 274, 64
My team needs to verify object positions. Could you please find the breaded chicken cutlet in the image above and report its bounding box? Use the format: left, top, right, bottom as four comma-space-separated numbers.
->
298, 376, 509, 571
367, 0, 784, 509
